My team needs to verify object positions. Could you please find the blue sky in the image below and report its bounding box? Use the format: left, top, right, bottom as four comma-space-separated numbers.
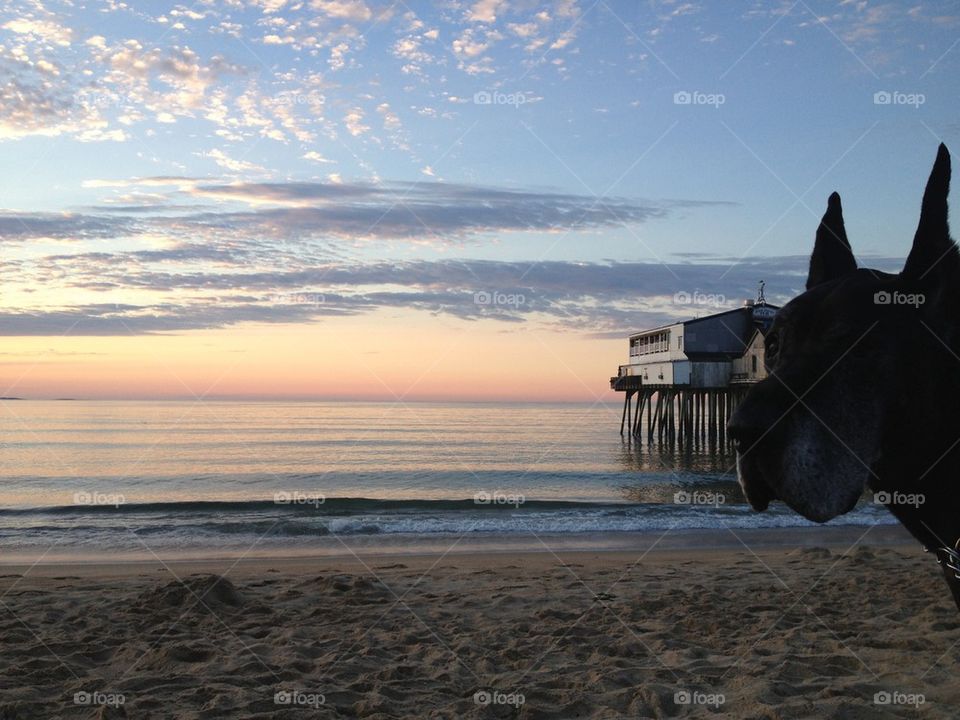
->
0, 0, 958, 396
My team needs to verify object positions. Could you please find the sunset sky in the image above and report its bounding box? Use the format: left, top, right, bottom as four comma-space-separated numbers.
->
0, 0, 958, 400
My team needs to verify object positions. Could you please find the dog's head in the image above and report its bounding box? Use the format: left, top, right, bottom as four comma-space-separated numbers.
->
729, 145, 957, 523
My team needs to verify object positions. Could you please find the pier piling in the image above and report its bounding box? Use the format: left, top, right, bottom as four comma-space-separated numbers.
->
612, 383, 751, 446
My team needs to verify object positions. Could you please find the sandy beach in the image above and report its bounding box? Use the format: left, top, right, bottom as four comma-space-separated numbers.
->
0, 527, 955, 719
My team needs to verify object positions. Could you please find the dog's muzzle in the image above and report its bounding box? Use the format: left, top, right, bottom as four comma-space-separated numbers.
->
734, 444, 775, 512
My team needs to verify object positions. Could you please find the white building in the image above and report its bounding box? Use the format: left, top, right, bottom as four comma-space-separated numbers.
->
615, 300, 777, 389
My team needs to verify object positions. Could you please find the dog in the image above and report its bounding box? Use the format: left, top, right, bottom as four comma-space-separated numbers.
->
728, 144, 960, 608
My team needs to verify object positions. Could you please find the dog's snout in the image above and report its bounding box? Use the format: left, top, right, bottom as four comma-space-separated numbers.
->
728, 409, 763, 452
728, 392, 780, 512
728, 379, 791, 453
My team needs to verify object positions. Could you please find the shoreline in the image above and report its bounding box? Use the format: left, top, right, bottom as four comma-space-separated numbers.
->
0, 523, 919, 571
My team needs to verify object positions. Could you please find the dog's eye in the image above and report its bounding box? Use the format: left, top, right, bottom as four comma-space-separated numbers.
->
765, 332, 780, 359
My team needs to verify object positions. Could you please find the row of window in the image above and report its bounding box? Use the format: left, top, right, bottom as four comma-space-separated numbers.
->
629, 330, 678, 357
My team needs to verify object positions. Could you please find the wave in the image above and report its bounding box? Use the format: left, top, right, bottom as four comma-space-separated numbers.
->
0, 499, 897, 547
0, 497, 639, 516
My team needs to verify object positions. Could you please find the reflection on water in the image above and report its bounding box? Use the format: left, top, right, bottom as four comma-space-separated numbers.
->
613, 437, 745, 504
0, 400, 747, 508
613, 437, 737, 474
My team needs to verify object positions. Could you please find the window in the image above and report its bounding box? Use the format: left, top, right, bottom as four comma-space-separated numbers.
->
677, 335, 682, 350
752, 355, 758, 373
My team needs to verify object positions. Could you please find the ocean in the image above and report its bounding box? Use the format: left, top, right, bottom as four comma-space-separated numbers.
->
0, 400, 893, 559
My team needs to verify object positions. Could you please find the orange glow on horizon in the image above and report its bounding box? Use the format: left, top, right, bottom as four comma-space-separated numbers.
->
0, 310, 625, 403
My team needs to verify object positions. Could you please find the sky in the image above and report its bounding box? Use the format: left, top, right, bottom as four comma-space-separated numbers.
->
0, 0, 958, 401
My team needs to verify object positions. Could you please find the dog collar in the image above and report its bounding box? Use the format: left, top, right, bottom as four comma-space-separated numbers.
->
928, 542, 960, 611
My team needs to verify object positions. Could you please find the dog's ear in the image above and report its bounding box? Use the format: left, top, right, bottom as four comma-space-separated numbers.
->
902, 144, 955, 283
807, 192, 857, 289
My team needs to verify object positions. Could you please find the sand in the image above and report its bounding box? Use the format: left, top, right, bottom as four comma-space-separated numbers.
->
0, 528, 957, 719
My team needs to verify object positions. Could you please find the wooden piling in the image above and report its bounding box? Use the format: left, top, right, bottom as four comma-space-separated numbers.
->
614, 384, 744, 448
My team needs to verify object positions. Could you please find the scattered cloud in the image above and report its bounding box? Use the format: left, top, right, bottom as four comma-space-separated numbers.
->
467, 0, 508, 24
205, 149, 265, 173
310, 0, 372, 22
303, 151, 336, 164
343, 107, 369, 136
0, 252, 903, 336
0, 172, 750, 335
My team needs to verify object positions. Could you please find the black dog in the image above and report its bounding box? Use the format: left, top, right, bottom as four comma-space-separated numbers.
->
729, 145, 960, 608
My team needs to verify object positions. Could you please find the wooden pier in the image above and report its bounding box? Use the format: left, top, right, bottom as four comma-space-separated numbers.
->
609, 292, 776, 446
610, 376, 751, 446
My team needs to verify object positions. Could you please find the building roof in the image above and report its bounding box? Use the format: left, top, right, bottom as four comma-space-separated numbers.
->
627, 302, 779, 340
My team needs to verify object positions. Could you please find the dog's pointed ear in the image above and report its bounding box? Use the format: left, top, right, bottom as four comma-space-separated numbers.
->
902, 143, 955, 282
806, 192, 857, 289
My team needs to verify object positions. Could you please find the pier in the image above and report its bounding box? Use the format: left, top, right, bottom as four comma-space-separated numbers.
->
610, 289, 776, 445
611, 378, 751, 446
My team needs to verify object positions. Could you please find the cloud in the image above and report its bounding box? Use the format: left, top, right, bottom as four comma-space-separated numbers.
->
0, 41, 125, 141
3, 179, 731, 245
507, 22, 538, 38
0, 212, 134, 241
310, 0, 372, 22
391, 33, 437, 75
343, 107, 369, 136
453, 28, 492, 58
2, 17, 72, 46
0, 173, 754, 335
0, 176, 736, 258
0, 12, 340, 147
376, 102, 401, 131
170, 180, 730, 241
205, 149, 265, 173
467, 0, 508, 23
0, 253, 907, 336
328, 41, 351, 70
303, 151, 336, 164
82, 176, 197, 189
0, 301, 341, 336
